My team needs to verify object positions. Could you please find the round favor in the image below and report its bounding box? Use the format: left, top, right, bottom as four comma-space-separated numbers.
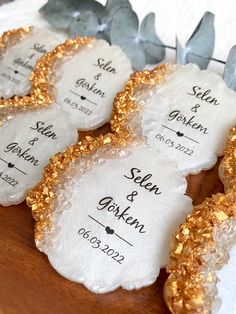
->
111, 64, 236, 175
0, 35, 133, 207
0, 105, 77, 206
30, 37, 133, 131
27, 135, 192, 294
0, 26, 61, 98
164, 123, 236, 314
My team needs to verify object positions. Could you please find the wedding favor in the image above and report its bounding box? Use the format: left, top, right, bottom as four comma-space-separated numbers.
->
31, 37, 132, 130
0, 106, 77, 206
111, 64, 236, 175
164, 124, 236, 314
0, 36, 132, 206
0, 27, 60, 98
27, 135, 192, 293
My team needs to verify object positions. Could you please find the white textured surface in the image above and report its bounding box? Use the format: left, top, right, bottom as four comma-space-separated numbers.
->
0, 27, 61, 98
140, 64, 236, 175
1, 0, 236, 303
0, 0, 235, 72
55, 39, 132, 130
44, 144, 192, 293
0, 0, 62, 35
0, 106, 77, 206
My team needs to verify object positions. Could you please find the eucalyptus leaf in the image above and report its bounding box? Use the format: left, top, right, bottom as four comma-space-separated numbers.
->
69, 11, 102, 38
176, 11, 215, 69
40, 0, 104, 29
140, 13, 165, 64
101, 0, 133, 41
111, 7, 139, 42
41, 11, 73, 29
40, 0, 165, 69
110, 8, 165, 70
105, 0, 132, 13
110, 8, 146, 70
68, 0, 133, 42
176, 37, 186, 64
223, 45, 236, 91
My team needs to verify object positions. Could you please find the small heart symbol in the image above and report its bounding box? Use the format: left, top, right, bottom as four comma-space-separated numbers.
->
80, 95, 86, 100
105, 226, 114, 235
176, 131, 184, 137
8, 163, 14, 168
14, 70, 19, 74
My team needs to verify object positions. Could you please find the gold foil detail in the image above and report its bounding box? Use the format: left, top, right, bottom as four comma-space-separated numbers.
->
110, 64, 170, 139
219, 125, 236, 191
26, 63, 171, 244
0, 26, 32, 54
26, 133, 132, 244
0, 26, 32, 119
0, 31, 92, 118
164, 125, 236, 314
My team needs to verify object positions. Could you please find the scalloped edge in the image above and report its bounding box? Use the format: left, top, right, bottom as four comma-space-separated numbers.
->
164, 123, 236, 313
56, 39, 132, 130
111, 63, 236, 176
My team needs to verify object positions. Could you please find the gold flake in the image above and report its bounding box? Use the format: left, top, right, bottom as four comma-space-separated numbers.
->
214, 211, 228, 221
164, 125, 236, 314
0, 29, 92, 119
110, 64, 170, 137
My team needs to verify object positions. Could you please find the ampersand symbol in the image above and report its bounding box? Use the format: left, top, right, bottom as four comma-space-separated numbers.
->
126, 191, 138, 203
191, 104, 201, 113
29, 137, 39, 146
94, 73, 102, 81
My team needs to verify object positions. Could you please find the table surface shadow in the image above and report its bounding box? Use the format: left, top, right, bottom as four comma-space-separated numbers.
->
0, 137, 224, 314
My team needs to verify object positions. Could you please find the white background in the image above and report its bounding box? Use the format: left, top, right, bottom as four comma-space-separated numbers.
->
0, 0, 236, 73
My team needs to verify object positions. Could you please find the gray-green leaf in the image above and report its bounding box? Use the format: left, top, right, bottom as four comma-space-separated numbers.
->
110, 8, 165, 70
176, 12, 215, 69
101, 0, 132, 41
105, 0, 132, 16
140, 13, 165, 64
69, 11, 102, 38
224, 45, 236, 91
40, 0, 104, 29
110, 8, 146, 70
176, 37, 186, 64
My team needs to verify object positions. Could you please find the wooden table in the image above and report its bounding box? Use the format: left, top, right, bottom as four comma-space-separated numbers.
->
0, 157, 223, 314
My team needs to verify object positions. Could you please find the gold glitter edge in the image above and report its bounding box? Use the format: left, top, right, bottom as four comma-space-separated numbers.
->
26, 132, 133, 244
110, 63, 171, 137
164, 125, 236, 314
0, 34, 93, 116
26, 63, 171, 243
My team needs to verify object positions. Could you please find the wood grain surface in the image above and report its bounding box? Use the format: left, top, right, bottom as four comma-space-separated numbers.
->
0, 144, 224, 314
